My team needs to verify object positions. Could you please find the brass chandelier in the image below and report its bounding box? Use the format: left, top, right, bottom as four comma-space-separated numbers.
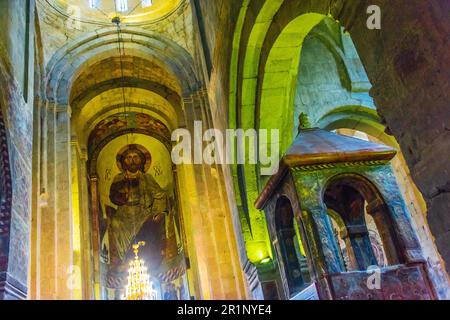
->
122, 241, 157, 300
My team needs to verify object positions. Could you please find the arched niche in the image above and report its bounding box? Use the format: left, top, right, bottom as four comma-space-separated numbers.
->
44, 27, 200, 104
89, 133, 189, 300
323, 174, 403, 270
274, 196, 311, 297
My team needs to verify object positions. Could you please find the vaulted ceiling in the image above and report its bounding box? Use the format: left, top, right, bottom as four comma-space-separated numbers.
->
41, 0, 184, 25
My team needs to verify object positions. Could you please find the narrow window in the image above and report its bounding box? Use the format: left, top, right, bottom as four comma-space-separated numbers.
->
116, 0, 128, 12
89, 0, 99, 9
142, 0, 153, 8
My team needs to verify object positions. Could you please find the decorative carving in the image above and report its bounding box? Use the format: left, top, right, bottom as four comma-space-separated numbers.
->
0, 107, 12, 273
321, 263, 435, 300
0, 100, 13, 300
291, 160, 390, 172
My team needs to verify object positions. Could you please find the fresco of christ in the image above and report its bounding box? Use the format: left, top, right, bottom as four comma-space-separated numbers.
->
106, 145, 169, 273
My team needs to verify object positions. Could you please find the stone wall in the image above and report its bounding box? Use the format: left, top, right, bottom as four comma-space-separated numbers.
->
0, 0, 35, 300
294, 20, 375, 133
193, 0, 251, 279
195, 0, 241, 132
358, 1, 450, 278
0, 0, 29, 98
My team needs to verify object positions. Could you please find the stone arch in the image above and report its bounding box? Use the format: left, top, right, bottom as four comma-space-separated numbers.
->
70, 78, 183, 126
323, 173, 384, 208
229, 0, 307, 263
258, 13, 325, 152
317, 106, 390, 144
68, 54, 182, 101
44, 27, 200, 104
257, 2, 450, 278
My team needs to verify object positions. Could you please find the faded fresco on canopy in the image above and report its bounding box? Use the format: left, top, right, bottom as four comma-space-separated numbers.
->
96, 134, 188, 300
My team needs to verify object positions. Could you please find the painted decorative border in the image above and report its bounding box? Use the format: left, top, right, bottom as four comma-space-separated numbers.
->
0, 106, 12, 273
291, 160, 390, 172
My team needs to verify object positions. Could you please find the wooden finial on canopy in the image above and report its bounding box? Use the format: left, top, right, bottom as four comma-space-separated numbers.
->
298, 112, 312, 134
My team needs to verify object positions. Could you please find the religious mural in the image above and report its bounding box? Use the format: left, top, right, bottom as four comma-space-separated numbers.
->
95, 135, 189, 300
88, 113, 171, 156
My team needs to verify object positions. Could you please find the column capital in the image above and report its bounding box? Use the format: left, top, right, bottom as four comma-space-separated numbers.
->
183, 87, 208, 101
47, 103, 71, 116
70, 138, 88, 161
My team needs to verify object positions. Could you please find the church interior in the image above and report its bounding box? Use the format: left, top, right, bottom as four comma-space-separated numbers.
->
0, 0, 449, 300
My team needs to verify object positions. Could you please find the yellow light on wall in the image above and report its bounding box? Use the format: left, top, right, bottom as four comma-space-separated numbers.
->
246, 242, 272, 264
260, 257, 271, 264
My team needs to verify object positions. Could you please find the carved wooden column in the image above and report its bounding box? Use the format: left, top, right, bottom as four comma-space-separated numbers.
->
366, 200, 401, 265
305, 204, 345, 275
345, 225, 378, 270
374, 171, 426, 265
339, 227, 359, 270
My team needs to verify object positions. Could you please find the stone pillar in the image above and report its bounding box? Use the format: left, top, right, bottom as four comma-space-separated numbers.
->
37, 102, 56, 298
179, 89, 248, 299
77, 151, 94, 300
54, 105, 74, 299
71, 142, 94, 300
55, 105, 74, 299
35, 103, 74, 299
